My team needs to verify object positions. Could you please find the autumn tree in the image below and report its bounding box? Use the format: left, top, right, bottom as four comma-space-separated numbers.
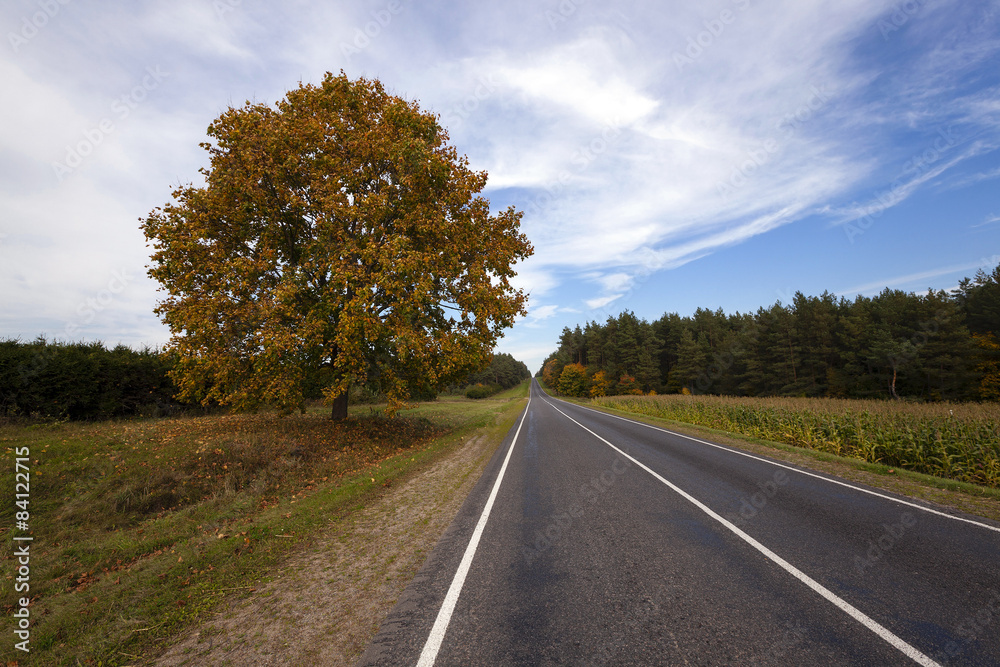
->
142, 72, 532, 419
589, 369, 611, 397
615, 374, 643, 395
541, 358, 562, 387
558, 363, 589, 397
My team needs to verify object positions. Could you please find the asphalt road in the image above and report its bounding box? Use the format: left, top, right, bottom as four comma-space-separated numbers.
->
358, 380, 1000, 666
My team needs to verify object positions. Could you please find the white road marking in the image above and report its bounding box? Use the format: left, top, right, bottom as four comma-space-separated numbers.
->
415, 397, 531, 667
559, 396, 1000, 534
542, 396, 942, 667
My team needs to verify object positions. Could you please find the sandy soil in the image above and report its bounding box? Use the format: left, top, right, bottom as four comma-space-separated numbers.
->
153, 433, 498, 666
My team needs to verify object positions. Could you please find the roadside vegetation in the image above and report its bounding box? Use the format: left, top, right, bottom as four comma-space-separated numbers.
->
439, 353, 531, 399
0, 383, 528, 666
0, 339, 181, 422
541, 262, 1000, 401
595, 394, 1000, 488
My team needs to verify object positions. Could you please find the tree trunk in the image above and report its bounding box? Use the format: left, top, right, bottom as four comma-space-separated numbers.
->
787, 336, 798, 382
331, 388, 349, 421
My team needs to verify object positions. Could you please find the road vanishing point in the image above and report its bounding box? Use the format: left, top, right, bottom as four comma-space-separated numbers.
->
359, 380, 1000, 666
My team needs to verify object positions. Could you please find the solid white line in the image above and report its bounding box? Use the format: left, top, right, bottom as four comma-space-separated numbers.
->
550, 395, 1000, 534
415, 397, 531, 667
542, 398, 942, 667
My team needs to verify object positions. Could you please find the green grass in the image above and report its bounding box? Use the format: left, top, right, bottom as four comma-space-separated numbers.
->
0, 381, 529, 666
593, 394, 1000, 489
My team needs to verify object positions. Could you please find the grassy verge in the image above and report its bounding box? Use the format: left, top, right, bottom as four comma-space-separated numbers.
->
541, 388, 1000, 523
0, 382, 529, 666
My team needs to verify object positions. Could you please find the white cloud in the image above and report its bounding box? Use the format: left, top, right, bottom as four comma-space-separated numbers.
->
0, 60, 87, 159
590, 272, 634, 293
528, 304, 559, 321
139, 2, 258, 62
835, 261, 987, 297
585, 294, 623, 310
497, 30, 659, 128
450, 8, 886, 292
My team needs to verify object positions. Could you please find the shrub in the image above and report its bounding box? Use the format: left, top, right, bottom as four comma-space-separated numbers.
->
615, 374, 643, 395
0, 338, 181, 421
465, 383, 502, 399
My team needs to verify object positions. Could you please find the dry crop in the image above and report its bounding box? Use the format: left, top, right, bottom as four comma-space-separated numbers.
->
595, 395, 1000, 488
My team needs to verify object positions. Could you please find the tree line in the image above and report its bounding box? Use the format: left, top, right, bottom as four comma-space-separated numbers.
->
0, 338, 531, 421
0, 338, 180, 421
456, 352, 531, 398
541, 264, 1000, 401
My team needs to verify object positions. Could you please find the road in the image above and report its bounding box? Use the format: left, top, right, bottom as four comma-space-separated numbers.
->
358, 380, 1000, 666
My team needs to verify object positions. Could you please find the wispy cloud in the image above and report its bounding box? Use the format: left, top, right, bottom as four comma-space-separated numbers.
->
973, 214, 1000, 228
946, 166, 1000, 191
585, 294, 623, 310
827, 143, 980, 229
835, 261, 988, 298
463, 1, 989, 305
520, 302, 581, 329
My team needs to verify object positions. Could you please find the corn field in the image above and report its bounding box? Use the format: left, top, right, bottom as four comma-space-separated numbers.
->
594, 395, 1000, 488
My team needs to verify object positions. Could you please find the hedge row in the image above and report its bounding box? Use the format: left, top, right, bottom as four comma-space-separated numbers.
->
0, 338, 182, 421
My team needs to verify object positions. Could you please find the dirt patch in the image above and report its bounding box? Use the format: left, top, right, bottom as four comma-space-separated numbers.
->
154, 433, 499, 666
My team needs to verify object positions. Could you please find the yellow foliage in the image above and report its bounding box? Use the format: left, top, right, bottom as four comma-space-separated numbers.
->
616, 374, 643, 395
589, 369, 610, 397
542, 359, 561, 387
558, 363, 588, 397
141, 72, 533, 418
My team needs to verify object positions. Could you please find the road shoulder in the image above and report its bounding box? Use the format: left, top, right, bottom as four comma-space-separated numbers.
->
153, 399, 524, 666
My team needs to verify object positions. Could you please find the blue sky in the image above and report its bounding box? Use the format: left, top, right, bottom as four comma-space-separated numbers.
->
1, 0, 999, 375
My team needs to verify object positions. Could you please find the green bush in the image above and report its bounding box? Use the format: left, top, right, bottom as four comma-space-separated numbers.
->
0, 338, 181, 421
465, 383, 502, 399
